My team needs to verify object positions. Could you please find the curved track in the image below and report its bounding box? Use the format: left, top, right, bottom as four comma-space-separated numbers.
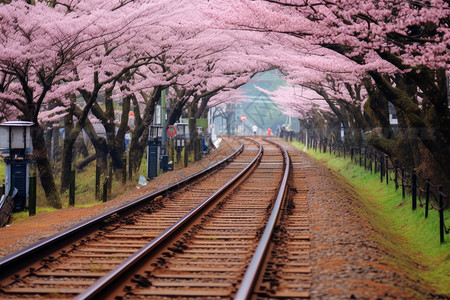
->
0, 138, 258, 299
0, 138, 304, 300
250, 143, 312, 299
77, 138, 290, 299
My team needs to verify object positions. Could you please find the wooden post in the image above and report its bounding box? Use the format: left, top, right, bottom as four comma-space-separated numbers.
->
184, 145, 188, 168
385, 155, 389, 185
374, 152, 377, 173
69, 169, 75, 206
380, 154, 384, 183
128, 150, 132, 182
359, 147, 362, 166
108, 158, 113, 195
438, 186, 445, 244
401, 169, 406, 199
364, 148, 367, 170
412, 170, 417, 210
28, 175, 36, 216
95, 165, 101, 200
122, 155, 127, 184
102, 177, 109, 202
394, 160, 399, 190
425, 179, 430, 219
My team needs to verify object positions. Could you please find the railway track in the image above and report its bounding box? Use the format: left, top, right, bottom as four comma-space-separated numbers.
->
251, 144, 312, 299
0, 138, 255, 299
0, 138, 314, 299
76, 138, 290, 299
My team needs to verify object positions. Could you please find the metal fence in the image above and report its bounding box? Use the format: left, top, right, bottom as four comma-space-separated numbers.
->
286, 131, 449, 244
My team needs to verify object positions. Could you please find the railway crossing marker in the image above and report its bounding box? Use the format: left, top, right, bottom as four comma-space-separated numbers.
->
167, 125, 177, 137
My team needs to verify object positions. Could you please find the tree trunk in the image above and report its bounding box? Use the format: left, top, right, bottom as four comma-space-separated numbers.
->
74, 134, 89, 159
366, 71, 450, 198
188, 102, 199, 162
73, 106, 109, 176
31, 124, 62, 208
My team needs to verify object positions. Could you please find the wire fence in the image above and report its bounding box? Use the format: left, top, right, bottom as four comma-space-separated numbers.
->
281, 131, 449, 244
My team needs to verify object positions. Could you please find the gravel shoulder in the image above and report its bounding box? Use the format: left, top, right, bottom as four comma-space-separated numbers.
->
279, 139, 442, 299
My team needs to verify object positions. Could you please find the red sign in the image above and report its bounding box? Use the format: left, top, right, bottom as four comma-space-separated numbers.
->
167, 125, 177, 137
240, 115, 247, 121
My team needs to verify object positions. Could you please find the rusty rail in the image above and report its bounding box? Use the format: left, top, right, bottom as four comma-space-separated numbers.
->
76, 139, 263, 299
0, 139, 245, 281
234, 138, 291, 299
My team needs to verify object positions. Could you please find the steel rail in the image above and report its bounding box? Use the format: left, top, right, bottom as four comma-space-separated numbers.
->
234, 138, 291, 300
0, 139, 244, 280
75, 139, 263, 300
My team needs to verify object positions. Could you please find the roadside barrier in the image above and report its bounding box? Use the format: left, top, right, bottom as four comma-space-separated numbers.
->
290, 132, 448, 244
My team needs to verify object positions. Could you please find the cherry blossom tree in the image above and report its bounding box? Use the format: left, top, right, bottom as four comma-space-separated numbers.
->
0, 1, 124, 207
3, 0, 448, 204
0, 0, 182, 204
204, 0, 450, 190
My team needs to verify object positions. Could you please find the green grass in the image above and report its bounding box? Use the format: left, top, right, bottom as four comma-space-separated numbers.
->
3, 152, 150, 222
0, 160, 4, 185
9, 207, 58, 223
292, 141, 450, 295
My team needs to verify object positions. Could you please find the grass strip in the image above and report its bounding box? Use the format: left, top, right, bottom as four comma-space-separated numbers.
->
292, 141, 450, 295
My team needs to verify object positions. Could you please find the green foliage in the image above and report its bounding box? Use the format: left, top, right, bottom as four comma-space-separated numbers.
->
292, 141, 450, 295
196, 118, 208, 128
19, 153, 148, 214
0, 160, 4, 184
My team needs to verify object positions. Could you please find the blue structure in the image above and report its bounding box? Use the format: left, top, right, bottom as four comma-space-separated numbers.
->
147, 125, 162, 179
0, 121, 33, 212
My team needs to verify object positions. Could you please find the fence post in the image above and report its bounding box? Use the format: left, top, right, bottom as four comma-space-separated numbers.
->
29, 174, 36, 216
102, 177, 109, 202
380, 154, 384, 183
69, 168, 75, 207
364, 148, 367, 170
425, 179, 430, 219
394, 160, 399, 190
385, 155, 389, 185
122, 155, 127, 184
184, 144, 189, 168
372, 149, 378, 173
438, 186, 445, 244
128, 150, 133, 182
412, 169, 417, 210
108, 158, 113, 194
95, 165, 101, 200
401, 168, 406, 199
358, 147, 361, 166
